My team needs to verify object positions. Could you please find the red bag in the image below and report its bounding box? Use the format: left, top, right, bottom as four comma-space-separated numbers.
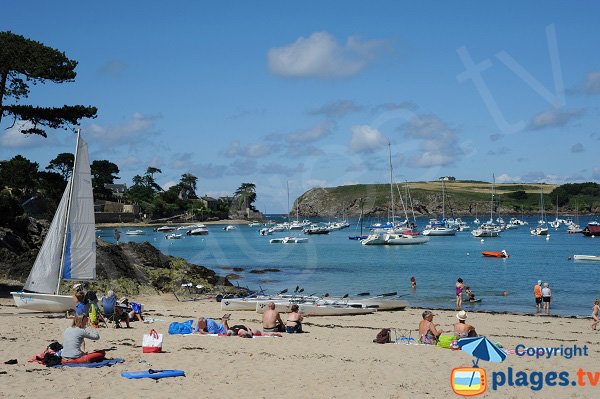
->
142, 329, 163, 353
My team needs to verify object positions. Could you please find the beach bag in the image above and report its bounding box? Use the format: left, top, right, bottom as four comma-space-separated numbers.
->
437, 335, 457, 349
142, 329, 163, 353
373, 328, 392, 344
168, 320, 194, 335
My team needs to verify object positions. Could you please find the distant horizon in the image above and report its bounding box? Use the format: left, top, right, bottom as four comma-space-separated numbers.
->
1, 1, 599, 213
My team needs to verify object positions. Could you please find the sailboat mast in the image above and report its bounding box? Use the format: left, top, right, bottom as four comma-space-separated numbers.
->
442, 179, 446, 220
56, 129, 81, 295
287, 181, 290, 220
388, 143, 395, 224
490, 174, 495, 223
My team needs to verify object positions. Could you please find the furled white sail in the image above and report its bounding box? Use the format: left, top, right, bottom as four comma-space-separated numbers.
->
62, 138, 96, 281
24, 182, 70, 294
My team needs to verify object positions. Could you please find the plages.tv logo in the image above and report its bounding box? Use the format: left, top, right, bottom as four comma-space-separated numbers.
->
450, 336, 507, 396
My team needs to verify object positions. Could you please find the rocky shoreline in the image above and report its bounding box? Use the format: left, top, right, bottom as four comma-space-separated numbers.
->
0, 216, 240, 296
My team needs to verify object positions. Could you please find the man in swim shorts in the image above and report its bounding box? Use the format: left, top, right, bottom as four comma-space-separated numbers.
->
262, 302, 285, 332
534, 280, 542, 312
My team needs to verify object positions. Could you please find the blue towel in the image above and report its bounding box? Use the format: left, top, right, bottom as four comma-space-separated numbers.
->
53, 358, 124, 368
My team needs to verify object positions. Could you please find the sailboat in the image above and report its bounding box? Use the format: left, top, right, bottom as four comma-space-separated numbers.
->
348, 199, 367, 240
11, 130, 96, 312
422, 179, 456, 236
530, 185, 549, 236
472, 175, 502, 237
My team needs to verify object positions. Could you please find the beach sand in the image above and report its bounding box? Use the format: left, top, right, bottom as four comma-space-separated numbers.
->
1, 294, 599, 399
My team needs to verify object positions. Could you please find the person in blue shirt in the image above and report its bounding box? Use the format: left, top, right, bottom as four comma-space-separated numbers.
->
194, 315, 230, 335
74, 291, 86, 316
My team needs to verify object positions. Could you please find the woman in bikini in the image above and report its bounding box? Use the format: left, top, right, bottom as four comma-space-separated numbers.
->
418, 310, 442, 345
285, 304, 304, 333
453, 310, 477, 338
592, 299, 600, 330
456, 278, 464, 310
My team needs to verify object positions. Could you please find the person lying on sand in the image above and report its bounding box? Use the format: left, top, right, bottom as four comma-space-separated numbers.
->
194, 315, 230, 334
262, 302, 285, 333
226, 325, 282, 338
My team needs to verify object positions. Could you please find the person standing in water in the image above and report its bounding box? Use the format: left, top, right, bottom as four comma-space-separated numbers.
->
534, 280, 542, 312
410, 276, 416, 289
114, 228, 121, 244
456, 278, 464, 310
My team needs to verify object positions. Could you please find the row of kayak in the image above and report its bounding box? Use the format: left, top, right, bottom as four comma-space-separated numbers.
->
220, 294, 409, 316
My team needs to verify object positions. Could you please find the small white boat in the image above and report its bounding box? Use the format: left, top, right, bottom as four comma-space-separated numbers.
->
125, 229, 145, 235
248, 222, 261, 227
269, 237, 285, 243
259, 227, 274, 236
223, 225, 236, 231
156, 225, 176, 232
165, 233, 182, 239
422, 226, 456, 236
471, 224, 502, 237
283, 236, 308, 243
361, 233, 387, 245
186, 227, 208, 236
573, 255, 600, 262
384, 233, 429, 245
530, 226, 549, 236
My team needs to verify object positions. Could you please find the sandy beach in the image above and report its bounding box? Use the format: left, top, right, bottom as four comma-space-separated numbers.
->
1, 294, 600, 399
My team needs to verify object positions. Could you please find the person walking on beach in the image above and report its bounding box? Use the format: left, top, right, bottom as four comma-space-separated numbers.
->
592, 299, 600, 330
534, 280, 543, 312
456, 278, 464, 310
541, 282, 552, 313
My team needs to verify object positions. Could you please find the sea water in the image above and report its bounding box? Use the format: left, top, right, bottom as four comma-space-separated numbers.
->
99, 216, 600, 316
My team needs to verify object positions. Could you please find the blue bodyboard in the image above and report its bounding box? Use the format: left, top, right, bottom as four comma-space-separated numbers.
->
121, 369, 185, 379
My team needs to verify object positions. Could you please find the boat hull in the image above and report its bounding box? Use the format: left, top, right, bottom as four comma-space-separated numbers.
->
11, 292, 75, 312
573, 255, 600, 262
256, 301, 377, 316
481, 251, 508, 258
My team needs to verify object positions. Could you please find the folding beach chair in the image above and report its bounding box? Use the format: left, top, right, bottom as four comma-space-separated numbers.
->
100, 295, 121, 328
392, 328, 416, 345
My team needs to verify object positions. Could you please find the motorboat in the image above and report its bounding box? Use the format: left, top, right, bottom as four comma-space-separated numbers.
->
471, 223, 502, 237
165, 233, 182, 239
582, 224, 600, 237
283, 236, 308, 243
530, 226, 549, 236
125, 229, 145, 235
223, 225, 236, 231
248, 222, 261, 227
186, 227, 208, 236
156, 226, 175, 232
259, 227, 274, 236
482, 250, 509, 258
303, 225, 330, 235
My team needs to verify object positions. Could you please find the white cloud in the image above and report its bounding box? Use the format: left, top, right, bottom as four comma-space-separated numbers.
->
0, 121, 57, 148
348, 125, 388, 154
268, 32, 387, 79
286, 121, 332, 143
402, 115, 464, 168
225, 141, 278, 158
529, 108, 584, 130
88, 112, 158, 146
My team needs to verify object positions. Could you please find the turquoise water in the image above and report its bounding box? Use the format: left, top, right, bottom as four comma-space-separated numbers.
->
98, 216, 600, 316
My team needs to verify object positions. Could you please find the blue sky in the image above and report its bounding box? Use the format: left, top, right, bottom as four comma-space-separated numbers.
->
1, 1, 599, 212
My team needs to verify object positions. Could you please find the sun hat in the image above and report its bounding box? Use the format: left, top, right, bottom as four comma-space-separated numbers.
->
119, 297, 129, 304
456, 310, 468, 321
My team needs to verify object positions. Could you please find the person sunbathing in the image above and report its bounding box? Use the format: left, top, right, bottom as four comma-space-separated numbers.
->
194, 315, 230, 334
285, 304, 304, 333
453, 310, 477, 338
62, 315, 102, 361
227, 325, 283, 338
418, 310, 442, 345
262, 302, 285, 332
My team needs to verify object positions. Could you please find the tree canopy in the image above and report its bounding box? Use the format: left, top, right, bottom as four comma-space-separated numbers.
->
91, 160, 120, 199
234, 182, 257, 210
46, 152, 74, 181
0, 31, 97, 137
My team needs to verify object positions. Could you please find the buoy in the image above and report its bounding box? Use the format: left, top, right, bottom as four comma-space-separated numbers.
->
546, 236, 550, 240
467, 252, 470, 256
480, 239, 484, 243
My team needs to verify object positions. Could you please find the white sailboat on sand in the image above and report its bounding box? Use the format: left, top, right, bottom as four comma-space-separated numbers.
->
11, 130, 96, 312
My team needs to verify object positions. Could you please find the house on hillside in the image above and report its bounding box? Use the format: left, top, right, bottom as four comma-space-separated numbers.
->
200, 195, 219, 211
104, 183, 127, 198
439, 176, 456, 181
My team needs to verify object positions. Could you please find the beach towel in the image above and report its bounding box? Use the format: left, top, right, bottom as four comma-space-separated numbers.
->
53, 358, 124, 368
121, 369, 185, 379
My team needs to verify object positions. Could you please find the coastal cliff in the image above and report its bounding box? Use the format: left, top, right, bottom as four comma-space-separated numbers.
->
0, 217, 236, 295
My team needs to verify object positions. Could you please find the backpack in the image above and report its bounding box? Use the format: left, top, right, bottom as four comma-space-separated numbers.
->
373, 328, 392, 344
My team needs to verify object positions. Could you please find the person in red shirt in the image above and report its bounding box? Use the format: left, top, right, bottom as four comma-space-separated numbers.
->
533, 280, 542, 312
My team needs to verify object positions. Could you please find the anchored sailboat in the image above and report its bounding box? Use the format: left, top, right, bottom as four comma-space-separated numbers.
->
11, 130, 96, 312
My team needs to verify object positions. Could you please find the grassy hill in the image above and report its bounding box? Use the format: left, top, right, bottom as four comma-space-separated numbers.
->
295, 181, 600, 218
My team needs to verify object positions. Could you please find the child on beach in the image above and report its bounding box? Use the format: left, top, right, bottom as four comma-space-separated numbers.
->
456, 278, 464, 310
592, 299, 600, 330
